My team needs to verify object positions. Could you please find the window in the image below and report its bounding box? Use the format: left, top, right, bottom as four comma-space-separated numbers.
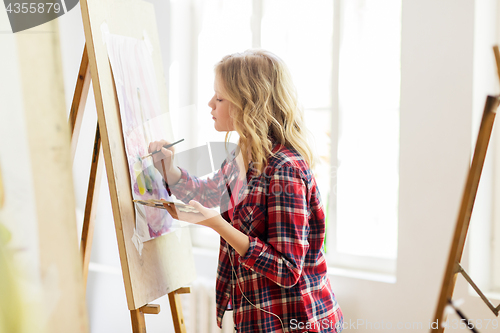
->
330, 0, 401, 274
168, 0, 402, 274
481, 112, 500, 293
468, 4, 500, 296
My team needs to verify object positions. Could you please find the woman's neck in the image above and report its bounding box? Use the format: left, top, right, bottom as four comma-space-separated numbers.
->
234, 146, 251, 180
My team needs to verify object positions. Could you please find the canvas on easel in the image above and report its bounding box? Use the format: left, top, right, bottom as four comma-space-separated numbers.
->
72, 0, 197, 330
105, 31, 178, 249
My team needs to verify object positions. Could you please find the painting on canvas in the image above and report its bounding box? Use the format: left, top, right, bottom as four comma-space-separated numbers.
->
106, 33, 174, 243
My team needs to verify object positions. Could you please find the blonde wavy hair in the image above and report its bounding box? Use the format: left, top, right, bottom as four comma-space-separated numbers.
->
215, 49, 315, 174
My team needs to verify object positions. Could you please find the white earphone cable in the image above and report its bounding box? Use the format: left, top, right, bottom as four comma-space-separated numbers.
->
226, 243, 285, 333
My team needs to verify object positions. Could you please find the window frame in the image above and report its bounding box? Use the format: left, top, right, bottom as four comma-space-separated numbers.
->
324, 0, 399, 276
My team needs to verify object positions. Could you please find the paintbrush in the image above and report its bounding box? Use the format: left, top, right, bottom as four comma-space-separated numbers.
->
141, 138, 184, 160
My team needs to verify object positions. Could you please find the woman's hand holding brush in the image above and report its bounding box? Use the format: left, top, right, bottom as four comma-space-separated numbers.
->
148, 139, 183, 185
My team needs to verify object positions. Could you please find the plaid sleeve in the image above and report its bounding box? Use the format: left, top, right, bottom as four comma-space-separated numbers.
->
238, 165, 310, 288
165, 166, 225, 209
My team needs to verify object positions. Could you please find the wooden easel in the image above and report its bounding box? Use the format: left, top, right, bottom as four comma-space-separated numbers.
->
431, 46, 500, 332
68, 0, 197, 331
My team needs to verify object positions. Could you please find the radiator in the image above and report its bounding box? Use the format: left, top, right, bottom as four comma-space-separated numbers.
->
182, 278, 234, 333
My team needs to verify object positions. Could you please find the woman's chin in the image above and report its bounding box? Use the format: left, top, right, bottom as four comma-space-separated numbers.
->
214, 124, 225, 132
213, 122, 232, 132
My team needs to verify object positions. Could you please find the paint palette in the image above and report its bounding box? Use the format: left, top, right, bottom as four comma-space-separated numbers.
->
133, 199, 199, 213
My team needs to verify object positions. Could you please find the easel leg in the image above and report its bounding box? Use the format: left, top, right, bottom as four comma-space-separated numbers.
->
129, 304, 161, 333
169, 287, 190, 333
130, 309, 147, 333
69, 44, 102, 292
80, 123, 103, 290
69, 45, 91, 162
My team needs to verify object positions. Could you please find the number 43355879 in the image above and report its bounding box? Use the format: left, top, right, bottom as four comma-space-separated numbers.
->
6, 2, 62, 14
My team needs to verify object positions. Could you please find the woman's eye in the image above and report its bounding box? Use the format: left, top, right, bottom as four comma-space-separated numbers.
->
216, 98, 223, 102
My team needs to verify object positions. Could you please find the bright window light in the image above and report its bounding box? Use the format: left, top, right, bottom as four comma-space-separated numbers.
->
336, 0, 401, 259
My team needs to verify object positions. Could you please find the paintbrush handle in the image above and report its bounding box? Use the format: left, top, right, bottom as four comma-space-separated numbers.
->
141, 138, 184, 159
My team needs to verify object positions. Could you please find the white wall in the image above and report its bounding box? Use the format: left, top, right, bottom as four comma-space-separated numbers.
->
53, 0, 500, 332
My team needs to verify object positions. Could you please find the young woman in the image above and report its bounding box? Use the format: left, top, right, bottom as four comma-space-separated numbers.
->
149, 50, 343, 333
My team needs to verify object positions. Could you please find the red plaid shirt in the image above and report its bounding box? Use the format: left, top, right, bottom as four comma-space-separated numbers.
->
167, 143, 343, 332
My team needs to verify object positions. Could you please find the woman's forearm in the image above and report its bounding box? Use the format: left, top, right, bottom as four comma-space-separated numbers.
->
162, 162, 182, 185
211, 216, 250, 257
